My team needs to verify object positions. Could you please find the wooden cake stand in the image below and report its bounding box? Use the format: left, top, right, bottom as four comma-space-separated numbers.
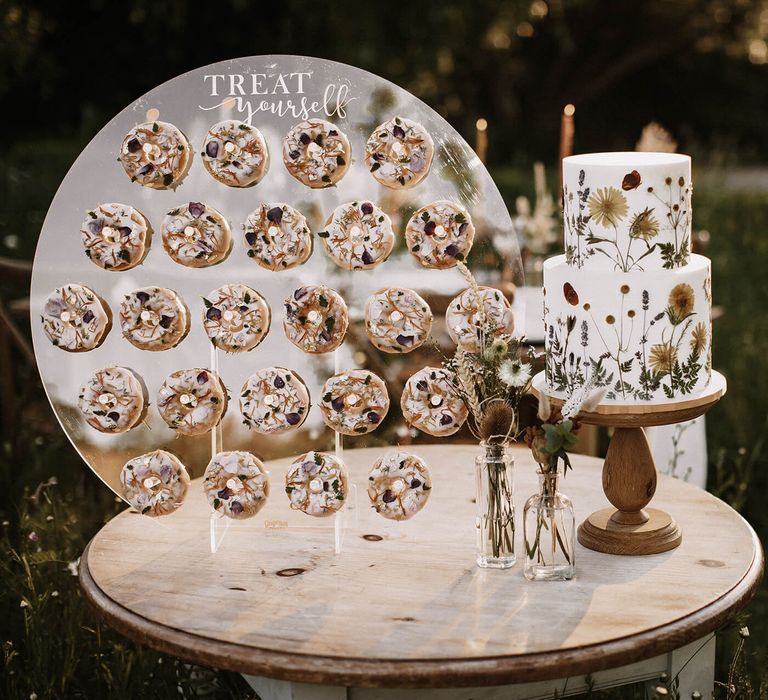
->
531, 371, 727, 556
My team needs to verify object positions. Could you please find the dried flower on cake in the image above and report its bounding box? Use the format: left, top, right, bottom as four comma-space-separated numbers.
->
587, 187, 628, 227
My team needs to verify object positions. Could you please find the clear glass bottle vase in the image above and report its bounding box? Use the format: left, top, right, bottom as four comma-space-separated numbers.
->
475, 441, 516, 569
523, 470, 575, 581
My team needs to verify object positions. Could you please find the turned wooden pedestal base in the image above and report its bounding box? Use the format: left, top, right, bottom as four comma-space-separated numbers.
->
532, 371, 727, 556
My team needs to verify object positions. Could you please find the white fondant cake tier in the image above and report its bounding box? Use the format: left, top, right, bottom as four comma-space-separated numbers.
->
563, 152, 692, 272
543, 254, 712, 404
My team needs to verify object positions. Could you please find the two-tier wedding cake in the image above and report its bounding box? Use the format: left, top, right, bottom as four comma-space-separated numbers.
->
543, 152, 712, 404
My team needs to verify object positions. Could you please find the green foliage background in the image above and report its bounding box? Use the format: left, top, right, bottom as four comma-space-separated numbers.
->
1, 0, 767, 697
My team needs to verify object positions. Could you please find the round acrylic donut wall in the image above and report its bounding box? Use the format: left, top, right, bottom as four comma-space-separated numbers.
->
30, 55, 522, 505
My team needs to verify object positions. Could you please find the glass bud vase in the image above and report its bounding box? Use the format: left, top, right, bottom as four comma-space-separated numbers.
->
475, 441, 516, 569
523, 470, 575, 581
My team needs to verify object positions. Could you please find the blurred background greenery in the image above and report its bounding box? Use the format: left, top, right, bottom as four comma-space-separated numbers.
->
1, 0, 767, 697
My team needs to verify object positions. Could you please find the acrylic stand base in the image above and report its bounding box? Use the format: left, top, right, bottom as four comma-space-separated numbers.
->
531, 371, 727, 556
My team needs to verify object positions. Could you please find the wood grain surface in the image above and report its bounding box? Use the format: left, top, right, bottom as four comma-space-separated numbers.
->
81, 444, 763, 688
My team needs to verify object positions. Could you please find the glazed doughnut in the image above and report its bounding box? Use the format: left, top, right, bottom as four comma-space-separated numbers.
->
318, 201, 395, 270
282, 119, 350, 188
118, 121, 190, 189
240, 367, 310, 434
119, 286, 188, 351
285, 451, 348, 517
319, 370, 389, 436
446, 286, 515, 352
161, 202, 231, 268
364, 287, 433, 353
120, 449, 190, 517
41, 284, 109, 352
365, 117, 434, 189
80, 203, 150, 271
405, 200, 475, 269
401, 367, 468, 437
78, 366, 145, 434
203, 451, 269, 519
203, 284, 270, 353
283, 284, 348, 353
243, 203, 313, 271
157, 368, 227, 436
368, 452, 432, 521
201, 119, 268, 187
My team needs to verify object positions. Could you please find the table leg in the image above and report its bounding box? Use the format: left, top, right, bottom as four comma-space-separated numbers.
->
243, 675, 347, 699
662, 633, 716, 700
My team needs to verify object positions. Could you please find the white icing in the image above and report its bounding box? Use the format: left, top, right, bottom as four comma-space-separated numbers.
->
365, 117, 434, 189
161, 202, 231, 267
319, 370, 389, 436
445, 286, 515, 352
243, 203, 313, 271
203, 451, 269, 519
364, 287, 433, 354
78, 366, 144, 433
119, 286, 188, 351
202, 283, 270, 353
156, 368, 226, 435
405, 200, 475, 269
285, 451, 348, 517
400, 367, 468, 437
201, 120, 268, 187
319, 201, 395, 270
41, 284, 108, 352
120, 450, 190, 517
367, 452, 432, 521
282, 119, 350, 188
240, 367, 310, 434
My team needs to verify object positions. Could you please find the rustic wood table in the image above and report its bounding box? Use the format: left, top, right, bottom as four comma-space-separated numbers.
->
79, 445, 763, 700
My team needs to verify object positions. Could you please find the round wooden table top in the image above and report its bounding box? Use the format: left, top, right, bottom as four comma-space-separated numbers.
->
80, 445, 763, 689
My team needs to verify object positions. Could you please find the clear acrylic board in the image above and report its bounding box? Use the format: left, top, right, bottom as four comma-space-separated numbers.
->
30, 55, 523, 551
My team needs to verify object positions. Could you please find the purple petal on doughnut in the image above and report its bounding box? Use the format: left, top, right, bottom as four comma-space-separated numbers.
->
328, 129, 338, 136
410, 152, 426, 172
82, 310, 94, 323
188, 202, 206, 218
245, 231, 257, 246
392, 124, 406, 139
289, 150, 300, 160
382, 489, 396, 503
266, 207, 283, 224
458, 223, 469, 235
299, 133, 311, 145
88, 219, 104, 234
331, 397, 345, 412
45, 297, 66, 317
127, 138, 141, 153
239, 304, 248, 312
206, 307, 222, 321
230, 501, 244, 515
138, 163, 153, 176
396, 334, 414, 347
361, 249, 373, 266
136, 291, 150, 304
159, 314, 173, 329
445, 243, 460, 257
293, 287, 309, 301
416, 380, 428, 392
217, 487, 233, 500
205, 141, 219, 158
273, 376, 285, 389
367, 411, 381, 424
411, 478, 422, 488
440, 413, 453, 425
197, 371, 209, 384
423, 221, 436, 236
323, 481, 330, 492
232, 161, 241, 168
107, 411, 120, 422
119, 226, 132, 237
160, 464, 173, 482
286, 412, 301, 425
361, 202, 374, 215
302, 460, 318, 475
